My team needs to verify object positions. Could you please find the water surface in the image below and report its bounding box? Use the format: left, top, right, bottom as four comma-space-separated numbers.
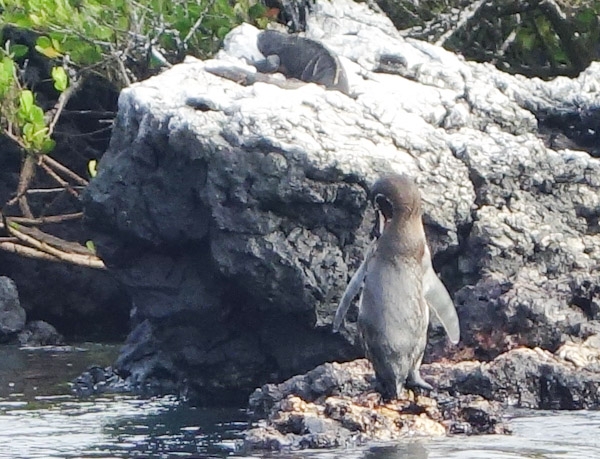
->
1, 345, 599, 458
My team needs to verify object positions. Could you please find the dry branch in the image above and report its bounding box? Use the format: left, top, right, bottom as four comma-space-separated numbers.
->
39, 160, 80, 197
0, 215, 105, 269
0, 240, 63, 262
14, 154, 36, 218
9, 212, 83, 225
41, 155, 89, 186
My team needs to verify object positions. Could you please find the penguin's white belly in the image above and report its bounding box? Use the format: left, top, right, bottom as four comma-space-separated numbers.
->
360, 259, 428, 333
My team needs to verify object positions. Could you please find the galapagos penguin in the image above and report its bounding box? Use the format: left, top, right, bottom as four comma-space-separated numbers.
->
333, 174, 460, 399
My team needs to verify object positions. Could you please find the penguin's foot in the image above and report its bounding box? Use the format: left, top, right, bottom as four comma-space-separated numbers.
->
406, 371, 433, 391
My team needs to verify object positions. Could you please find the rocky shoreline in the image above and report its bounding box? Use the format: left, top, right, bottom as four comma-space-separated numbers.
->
76, 0, 600, 406
243, 359, 508, 451
239, 338, 600, 450
1, 0, 599, 449
64, 337, 600, 450
0, 276, 65, 346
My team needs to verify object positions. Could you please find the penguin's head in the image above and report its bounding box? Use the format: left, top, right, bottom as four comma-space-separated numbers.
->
370, 174, 422, 237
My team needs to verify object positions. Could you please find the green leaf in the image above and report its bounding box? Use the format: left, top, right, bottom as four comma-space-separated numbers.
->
35, 36, 62, 58
0, 57, 16, 90
94, 25, 114, 41
248, 3, 267, 20
67, 42, 102, 65
216, 26, 231, 39
51, 66, 69, 92
29, 105, 46, 125
576, 9, 596, 28
19, 90, 34, 114
22, 123, 34, 140
51, 37, 62, 53
85, 240, 97, 254
41, 138, 56, 153
9, 44, 29, 58
88, 159, 98, 178
36, 36, 53, 49
35, 45, 62, 59
520, 32, 536, 52
28, 13, 43, 26
256, 17, 270, 29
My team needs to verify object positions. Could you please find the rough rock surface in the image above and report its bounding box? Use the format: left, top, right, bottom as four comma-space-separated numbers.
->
17, 320, 65, 347
426, 340, 600, 410
72, 365, 131, 397
82, 0, 600, 403
0, 276, 26, 342
242, 359, 508, 450
243, 341, 600, 450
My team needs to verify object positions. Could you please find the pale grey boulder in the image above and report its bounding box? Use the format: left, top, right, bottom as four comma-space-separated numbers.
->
82, 0, 600, 403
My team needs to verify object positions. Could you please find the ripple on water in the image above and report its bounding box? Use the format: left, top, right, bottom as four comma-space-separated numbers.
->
2, 345, 600, 458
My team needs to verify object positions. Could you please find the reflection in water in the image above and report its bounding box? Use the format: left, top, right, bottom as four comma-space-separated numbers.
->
1, 345, 600, 459
0, 344, 118, 400
1, 394, 246, 459
363, 443, 429, 459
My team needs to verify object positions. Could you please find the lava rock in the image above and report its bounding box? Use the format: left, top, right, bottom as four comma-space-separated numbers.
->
0, 276, 26, 342
72, 365, 131, 397
81, 0, 600, 404
424, 346, 600, 410
242, 359, 508, 451
17, 320, 64, 346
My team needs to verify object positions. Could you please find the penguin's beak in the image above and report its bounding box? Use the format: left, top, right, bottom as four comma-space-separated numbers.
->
371, 193, 394, 239
371, 209, 387, 239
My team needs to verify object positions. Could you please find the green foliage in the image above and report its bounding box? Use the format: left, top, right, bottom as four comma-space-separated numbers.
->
87, 159, 98, 178
17, 89, 55, 152
85, 240, 96, 254
512, 5, 598, 72
0, 55, 16, 98
1, 0, 269, 157
0, 44, 56, 154
51, 66, 68, 92
0, 0, 270, 159
1, 0, 271, 83
440, 1, 600, 78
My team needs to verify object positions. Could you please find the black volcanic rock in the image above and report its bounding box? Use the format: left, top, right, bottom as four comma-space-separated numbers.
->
0, 276, 25, 342
82, 0, 600, 404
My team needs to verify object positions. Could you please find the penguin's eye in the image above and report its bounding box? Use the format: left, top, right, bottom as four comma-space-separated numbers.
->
374, 194, 393, 220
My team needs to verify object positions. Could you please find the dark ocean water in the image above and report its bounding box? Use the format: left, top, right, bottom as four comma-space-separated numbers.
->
1, 345, 599, 459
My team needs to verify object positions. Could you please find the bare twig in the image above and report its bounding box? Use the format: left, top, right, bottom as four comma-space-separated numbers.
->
26, 187, 85, 195
437, 0, 487, 47
539, 0, 589, 72
54, 124, 113, 138
41, 155, 89, 186
8, 212, 83, 225
5, 222, 105, 269
3, 129, 28, 150
39, 160, 80, 198
183, 2, 211, 45
48, 76, 83, 137
110, 43, 132, 87
62, 109, 116, 117
0, 240, 62, 262
150, 46, 172, 68
15, 155, 36, 218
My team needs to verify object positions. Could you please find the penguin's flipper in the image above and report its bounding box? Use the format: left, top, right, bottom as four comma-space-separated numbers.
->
422, 245, 460, 344
333, 241, 376, 332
